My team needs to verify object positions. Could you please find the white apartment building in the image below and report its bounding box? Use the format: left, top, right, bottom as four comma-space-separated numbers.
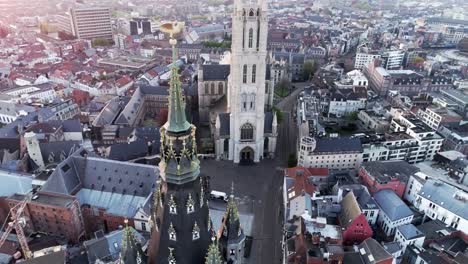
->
355, 52, 381, 69
70, 7, 113, 40
346, 70, 369, 88
404, 173, 427, 205
4, 85, 57, 104
0, 102, 35, 124
374, 189, 414, 236
383, 50, 405, 70
328, 97, 366, 117
56, 13, 73, 35
358, 110, 390, 133
394, 224, 425, 254
388, 114, 444, 162
417, 107, 462, 130
415, 179, 468, 232
298, 137, 363, 170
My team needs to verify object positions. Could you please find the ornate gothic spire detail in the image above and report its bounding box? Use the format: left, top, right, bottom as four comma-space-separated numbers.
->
205, 240, 223, 264
120, 220, 147, 264
168, 247, 176, 264
168, 222, 176, 241
186, 193, 195, 213
221, 183, 243, 241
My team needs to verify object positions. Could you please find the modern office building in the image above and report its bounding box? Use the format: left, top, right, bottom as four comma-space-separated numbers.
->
70, 7, 113, 40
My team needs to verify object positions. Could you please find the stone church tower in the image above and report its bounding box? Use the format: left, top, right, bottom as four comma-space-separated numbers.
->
226, 0, 271, 163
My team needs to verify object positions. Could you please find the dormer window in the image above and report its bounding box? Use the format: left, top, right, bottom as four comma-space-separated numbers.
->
169, 222, 176, 241
192, 222, 200, 240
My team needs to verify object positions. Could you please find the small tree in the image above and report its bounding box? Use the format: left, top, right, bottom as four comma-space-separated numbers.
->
92, 38, 112, 47
411, 56, 425, 68
275, 78, 291, 98
302, 60, 317, 81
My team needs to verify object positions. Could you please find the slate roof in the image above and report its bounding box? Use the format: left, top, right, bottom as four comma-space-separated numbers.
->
382, 241, 402, 255
418, 179, 468, 219
115, 85, 169, 126
42, 148, 159, 197
93, 97, 130, 127
202, 64, 230, 81
313, 137, 362, 154
374, 189, 413, 222
21, 251, 66, 264
133, 126, 161, 144
358, 238, 393, 264
264, 112, 274, 134
361, 161, 419, 184
40, 141, 81, 165
83, 227, 146, 263
0, 170, 33, 197
107, 140, 149, 161
339, 185, 378, 210
397, 224, 424, 240
416, 220, 455, 241
76, 189, 149, 218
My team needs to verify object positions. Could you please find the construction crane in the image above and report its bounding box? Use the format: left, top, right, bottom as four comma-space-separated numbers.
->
0, 195, 33, 260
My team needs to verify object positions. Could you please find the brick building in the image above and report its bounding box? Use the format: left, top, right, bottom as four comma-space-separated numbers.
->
6, 191, 84, 243
339, 192, 373, 245
40, 148, 158, 235
359, 161, 419, 198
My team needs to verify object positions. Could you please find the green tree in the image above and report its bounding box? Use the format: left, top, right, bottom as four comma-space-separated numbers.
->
39, 23, 49, 34
302, 60, 317, 81
412, 56, 425, 66
275, 78, 291, 98
287, 154, 297, 168
345, 111, 358, 121
92, 38, 112, 47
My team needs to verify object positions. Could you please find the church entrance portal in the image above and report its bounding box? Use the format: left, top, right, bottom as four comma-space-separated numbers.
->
240, 147, 254, 165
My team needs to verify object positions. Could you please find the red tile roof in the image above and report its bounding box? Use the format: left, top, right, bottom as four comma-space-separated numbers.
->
285, 166, 329, 198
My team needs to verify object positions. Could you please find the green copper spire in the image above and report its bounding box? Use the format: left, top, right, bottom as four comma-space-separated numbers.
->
205, 240, 223, 264
166, 35, 191, 133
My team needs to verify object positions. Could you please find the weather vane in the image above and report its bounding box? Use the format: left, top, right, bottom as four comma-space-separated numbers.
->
160, 21, 185, 46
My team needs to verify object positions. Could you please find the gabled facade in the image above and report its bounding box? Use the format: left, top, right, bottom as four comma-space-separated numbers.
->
339, 192, 373, 245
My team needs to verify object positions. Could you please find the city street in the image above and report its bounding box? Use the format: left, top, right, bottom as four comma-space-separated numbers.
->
201, 84, 305, 263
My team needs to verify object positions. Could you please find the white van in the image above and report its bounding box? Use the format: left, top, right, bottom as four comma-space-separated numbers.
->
210, 190, 228, 202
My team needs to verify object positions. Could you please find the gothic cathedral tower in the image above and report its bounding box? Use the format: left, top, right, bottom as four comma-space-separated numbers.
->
148, 24, 212, 264
228, 0, 269, 163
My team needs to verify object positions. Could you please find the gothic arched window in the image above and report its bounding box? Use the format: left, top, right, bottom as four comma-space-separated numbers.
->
252, 64, 256, 83
218, 82, 223, 94
204, 83, 209, 94
249, 93, 255, 110
248, 28, 253, 48
249, 8, 254, 16
243, 65, 247, 83
241, 93, 247, 112
211, 83, 215, 95
241, 123, 254, 140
